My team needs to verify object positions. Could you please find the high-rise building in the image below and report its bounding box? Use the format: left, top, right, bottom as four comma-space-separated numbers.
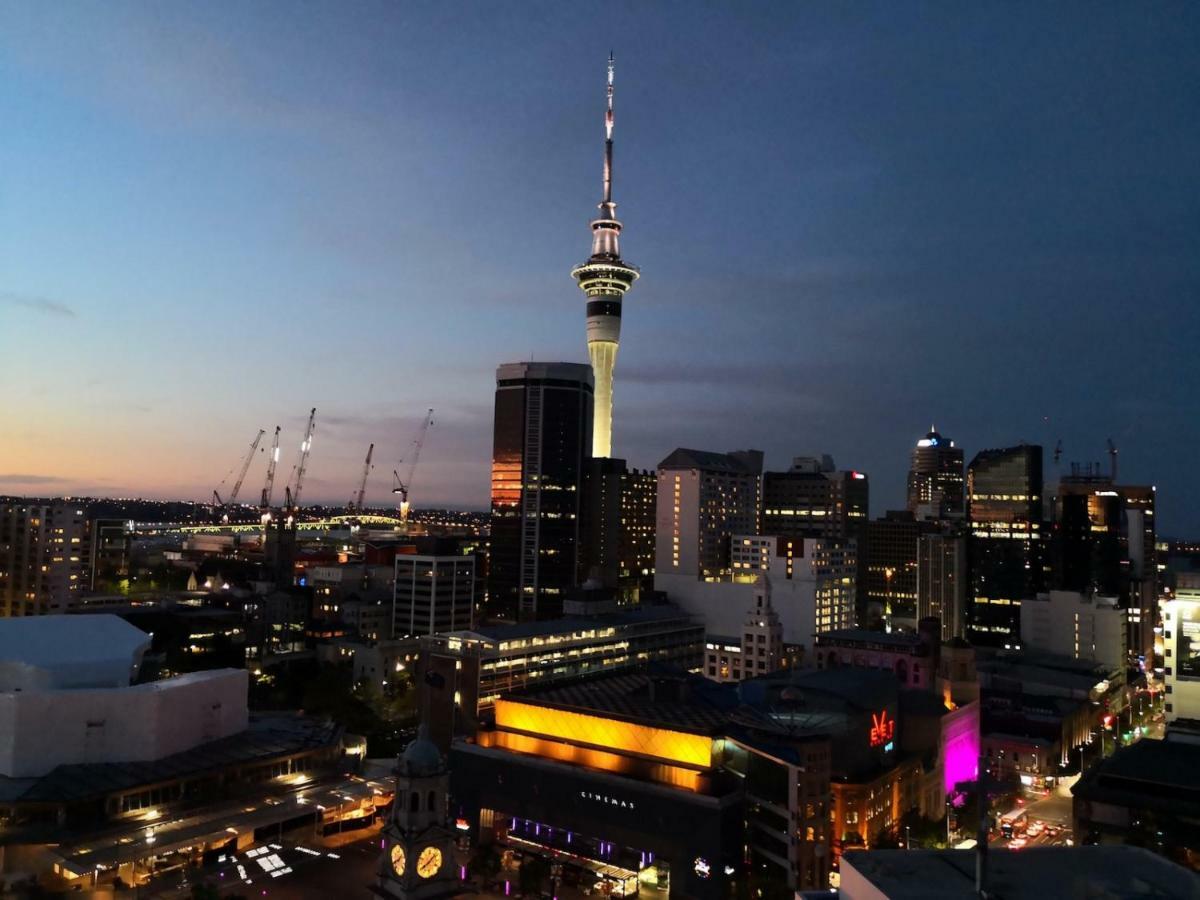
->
1051, 468, 1157, 663
578, 459, 655, 597
392, 555, 475, 638
571, 54, 638, 459
88, 518, 130, 591
966, 444, 1045, 646
906, 428, 965, 519
488, 362, 593, 621
0, 502, 87, 617
859, 511, 925, 631
655, 448, 763, 580
917, 530, 968, 640
619, 466, 656, 588
761, 456, 869, 543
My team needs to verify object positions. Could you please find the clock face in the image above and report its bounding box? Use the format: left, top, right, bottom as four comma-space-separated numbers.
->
390, 844, 406, 877
416, 846, 442, 879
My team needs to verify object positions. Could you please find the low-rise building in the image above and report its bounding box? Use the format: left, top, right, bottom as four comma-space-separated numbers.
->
813, 619, 943, 691
1072, 726, 1200, 871
703, 575, 784, 682
0, 615, 365, 891
417, 603, 704, 748
840, 846, 1198, 899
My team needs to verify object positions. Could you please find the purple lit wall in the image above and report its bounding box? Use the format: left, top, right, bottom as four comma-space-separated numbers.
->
942, 703, 980, 794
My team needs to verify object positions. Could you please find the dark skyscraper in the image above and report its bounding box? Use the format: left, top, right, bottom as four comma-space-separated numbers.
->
967, 444, 1045, 646
487, 362, 593, 621
906, 428, 965, 519
761, 456, 868, 543
1051, 467, 1157, 662
860, 511, 925, 631
578, 459, 657, 598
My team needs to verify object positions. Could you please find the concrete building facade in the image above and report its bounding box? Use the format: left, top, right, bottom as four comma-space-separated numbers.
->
1020, 590, 1127, 670
393, 554, 474, 638
655, 448, 762, 580
0, 502, 87, 617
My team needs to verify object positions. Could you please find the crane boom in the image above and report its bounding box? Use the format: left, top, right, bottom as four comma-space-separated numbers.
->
350, 443, 375, 512
392, 408, 434, 525
213, 428, 265, 521
229, 429, 266, 506
290, 408, 317, 510
260, 426, 282, 511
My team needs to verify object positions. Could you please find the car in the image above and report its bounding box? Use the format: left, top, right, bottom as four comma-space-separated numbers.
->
1009, 838, 1027, 849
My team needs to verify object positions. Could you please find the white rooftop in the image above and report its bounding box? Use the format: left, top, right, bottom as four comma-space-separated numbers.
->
0, 614, 150, 691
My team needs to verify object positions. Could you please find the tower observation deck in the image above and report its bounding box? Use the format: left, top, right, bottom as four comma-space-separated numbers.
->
571, 53, 639, 459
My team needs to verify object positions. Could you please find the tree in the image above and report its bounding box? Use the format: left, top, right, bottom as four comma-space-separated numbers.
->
519, 855, 550, 895
471, 844, 502, 881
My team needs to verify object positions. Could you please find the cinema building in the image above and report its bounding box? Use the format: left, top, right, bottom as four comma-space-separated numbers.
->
450, 670, 833, 897
450, 662, 980, 896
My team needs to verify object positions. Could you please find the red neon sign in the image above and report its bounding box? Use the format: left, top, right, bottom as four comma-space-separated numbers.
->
870, 710, 895, 747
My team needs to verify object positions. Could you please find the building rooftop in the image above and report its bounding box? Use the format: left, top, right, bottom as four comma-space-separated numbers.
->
816, 628, 924, 649
461, 603, 697, 643
657, 447, 761, 475
741, 667, 900, 714
505, 669, 749, 736
0, 614, 150, 691
0, 714, 342, 805
1072, 736, 1200, 816
841, 846, 1198, 899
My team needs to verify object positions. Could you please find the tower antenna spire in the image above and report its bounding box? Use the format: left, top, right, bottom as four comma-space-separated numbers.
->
572, 52, 638, 459
603, 52, 615, 205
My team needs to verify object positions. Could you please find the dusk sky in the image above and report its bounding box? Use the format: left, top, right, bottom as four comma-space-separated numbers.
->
2, 4, 1197, 532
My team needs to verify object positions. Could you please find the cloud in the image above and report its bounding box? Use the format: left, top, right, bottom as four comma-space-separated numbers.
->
0, 474, 72, 485
0, 291, 76, 318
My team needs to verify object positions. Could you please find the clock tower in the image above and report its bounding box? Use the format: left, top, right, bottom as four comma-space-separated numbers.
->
375, 725, 459, 900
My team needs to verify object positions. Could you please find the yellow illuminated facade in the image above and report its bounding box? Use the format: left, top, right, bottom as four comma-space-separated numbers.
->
494, 699, 714, 769
478, 729, 702, 791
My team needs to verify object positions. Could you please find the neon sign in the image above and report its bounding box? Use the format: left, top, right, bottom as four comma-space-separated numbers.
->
870, 710, 895, 747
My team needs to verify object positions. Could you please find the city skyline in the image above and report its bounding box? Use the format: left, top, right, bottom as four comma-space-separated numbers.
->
2, 4, 1198, 531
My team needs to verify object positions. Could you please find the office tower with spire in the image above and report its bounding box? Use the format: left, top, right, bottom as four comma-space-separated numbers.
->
906, 427, 965, 519
572, 54, 639, 459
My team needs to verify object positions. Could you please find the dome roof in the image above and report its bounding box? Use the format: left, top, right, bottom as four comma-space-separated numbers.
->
398, 724, 443, 777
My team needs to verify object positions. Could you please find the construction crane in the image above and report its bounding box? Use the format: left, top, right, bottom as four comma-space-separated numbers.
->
349, 443, 375, 513
213, 429, 265, 522
285, 407, 317, 513
392, 408, 434, 526
259, 426, 282, 522
1107, 437, 1118, 482
1053, 439, 1063, 465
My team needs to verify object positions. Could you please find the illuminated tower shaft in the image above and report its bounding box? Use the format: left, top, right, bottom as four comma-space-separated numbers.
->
572, 53, 638, 459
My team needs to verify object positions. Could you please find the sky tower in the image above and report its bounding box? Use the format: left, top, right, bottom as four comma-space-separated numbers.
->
572, 53, 639, 459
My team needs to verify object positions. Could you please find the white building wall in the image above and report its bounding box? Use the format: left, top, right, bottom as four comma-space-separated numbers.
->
1020, 590, 1126, 669
1163, 576, 1200, 723
0, 668, 248, 778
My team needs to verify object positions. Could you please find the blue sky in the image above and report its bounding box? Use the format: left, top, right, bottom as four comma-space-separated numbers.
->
1, 3, 1197, 532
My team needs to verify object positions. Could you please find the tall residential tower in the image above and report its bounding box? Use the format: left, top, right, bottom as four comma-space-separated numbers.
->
571, 54, 639, 458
